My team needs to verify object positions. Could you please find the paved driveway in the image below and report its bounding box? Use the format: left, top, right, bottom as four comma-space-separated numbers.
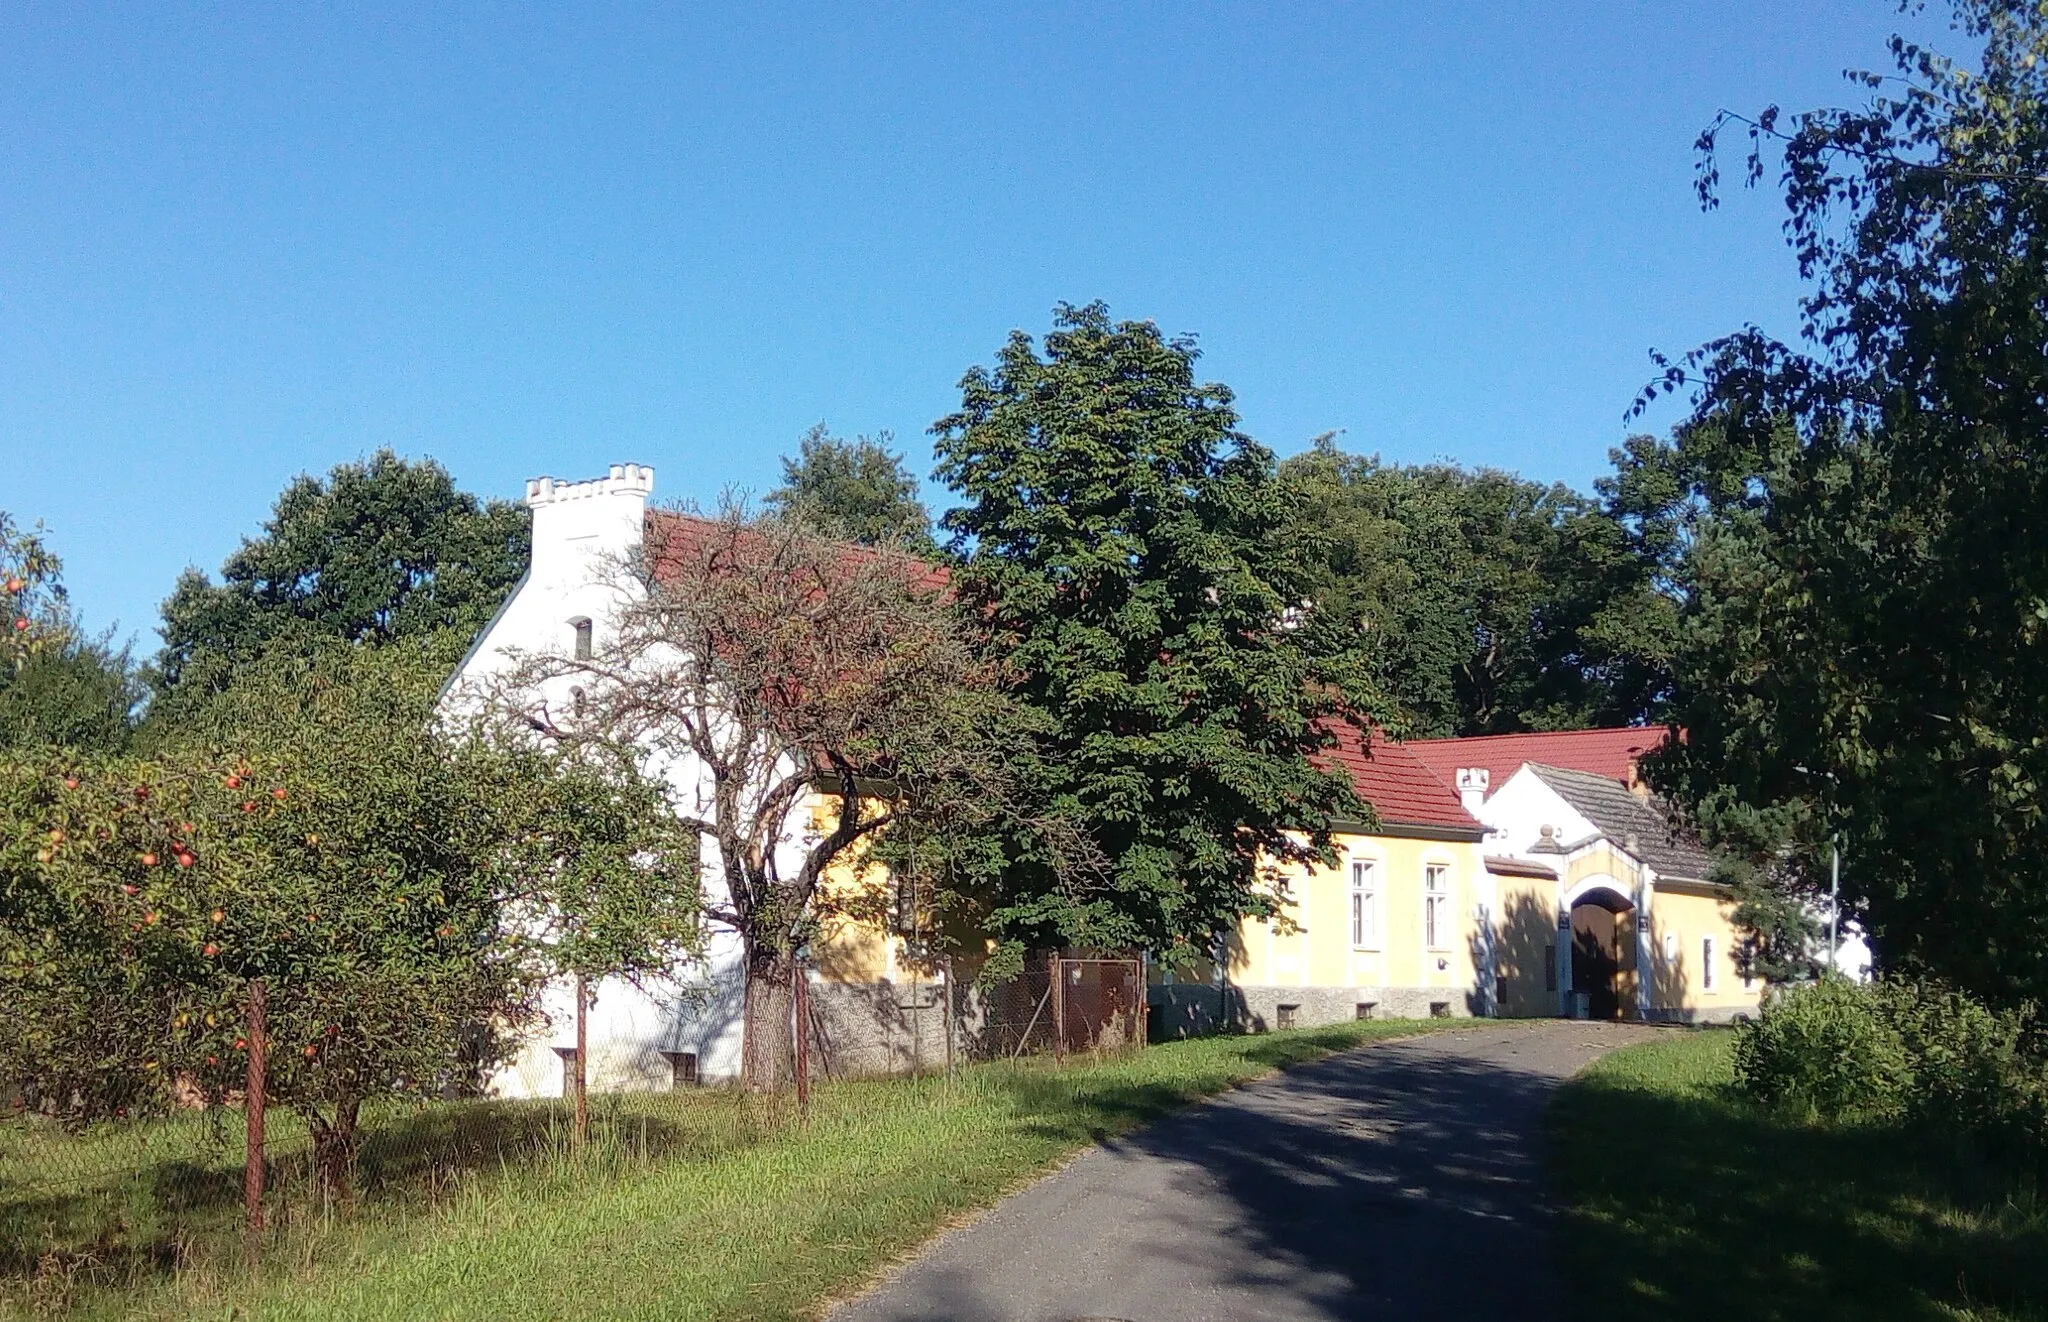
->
830, 1020, 1659, 1322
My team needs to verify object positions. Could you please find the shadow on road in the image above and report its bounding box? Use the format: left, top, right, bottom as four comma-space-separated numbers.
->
845, 1024, 1641, 1322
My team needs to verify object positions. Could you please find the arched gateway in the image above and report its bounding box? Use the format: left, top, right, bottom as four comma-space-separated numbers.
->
1565, 879, 1634, 1020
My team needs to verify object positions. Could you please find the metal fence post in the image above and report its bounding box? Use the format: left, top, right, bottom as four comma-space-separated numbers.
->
573, 972, 590, 1151
794, 961, 810, 1120
942, 953, 957, 1082
244, 977, 267, 1256
1050, 953, 1067, 1061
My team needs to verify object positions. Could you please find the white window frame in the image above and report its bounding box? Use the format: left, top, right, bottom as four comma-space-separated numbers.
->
1423, 864, 1451, 951
1702, 936, 1718, 991
1349, 859, 1378, 950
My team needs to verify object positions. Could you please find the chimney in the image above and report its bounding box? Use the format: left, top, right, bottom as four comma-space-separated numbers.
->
1454, 767, 1489, 816
523, 463, 656, 589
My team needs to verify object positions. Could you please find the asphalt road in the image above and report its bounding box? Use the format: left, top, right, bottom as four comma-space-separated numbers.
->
830, 1020, 1660, 1322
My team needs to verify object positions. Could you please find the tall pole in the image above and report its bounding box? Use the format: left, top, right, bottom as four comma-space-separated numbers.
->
1050, 952, 1068, 1061
243, 978, 267, 1256
573, 973, 590, 1151
942, 953, 957, 1083
793, 961, 810, 1120
1829, 840, 1841, 975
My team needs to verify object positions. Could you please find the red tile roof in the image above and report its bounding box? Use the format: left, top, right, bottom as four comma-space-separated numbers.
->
1404, 727, 1675, 799
644, 510, 953, 594
1317, 723, 1484, 837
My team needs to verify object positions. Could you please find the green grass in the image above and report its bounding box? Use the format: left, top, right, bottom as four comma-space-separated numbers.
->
3, 1017, 1455, 1320
1549, 1029, 2048, 1322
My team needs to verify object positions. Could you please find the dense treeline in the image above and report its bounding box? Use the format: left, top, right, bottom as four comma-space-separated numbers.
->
11, 0, 2048, 1045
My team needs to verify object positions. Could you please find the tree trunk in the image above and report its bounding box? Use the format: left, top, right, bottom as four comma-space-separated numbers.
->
742, 939, 796, 1092
309, 1096, 361, 1204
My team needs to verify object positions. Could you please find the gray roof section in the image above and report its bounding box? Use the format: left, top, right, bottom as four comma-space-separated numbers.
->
1527, 763, 1716, 883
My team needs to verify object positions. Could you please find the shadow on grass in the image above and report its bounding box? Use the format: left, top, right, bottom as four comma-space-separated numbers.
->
1549, 1036, 2048, 1322
0, 1092, 766, 1293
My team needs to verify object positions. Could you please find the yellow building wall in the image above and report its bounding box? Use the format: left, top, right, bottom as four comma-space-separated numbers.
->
1224, 830, 1485, 1001
1491, 876, 1560, 1019
1643, 884, 1761, 1018
803, 793, 914, 985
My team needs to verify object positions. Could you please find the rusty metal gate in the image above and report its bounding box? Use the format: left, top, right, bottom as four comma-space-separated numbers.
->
973, 955, 1144, 1061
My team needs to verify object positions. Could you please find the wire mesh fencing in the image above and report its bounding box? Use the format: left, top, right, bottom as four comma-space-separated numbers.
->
0, 950, 1147, 1306
960, 955, 1146, 1062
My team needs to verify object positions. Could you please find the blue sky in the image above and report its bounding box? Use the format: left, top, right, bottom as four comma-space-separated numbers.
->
1, 2, 1954, 647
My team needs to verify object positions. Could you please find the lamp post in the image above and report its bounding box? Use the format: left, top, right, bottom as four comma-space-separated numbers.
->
1828, 839, 1841, 975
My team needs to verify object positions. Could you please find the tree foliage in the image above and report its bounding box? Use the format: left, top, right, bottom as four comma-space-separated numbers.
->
765, 424, 933, 549
1641, 0, 2048, 1006
1278, 437, 1674, 736
152, 451, 528, 719
480, 502, 1032, 1089
0, 512, 140, 752
933, 302, 1380, 963
0, 640, 697, 1188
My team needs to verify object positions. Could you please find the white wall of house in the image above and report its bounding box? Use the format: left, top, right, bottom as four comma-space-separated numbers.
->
1469, 766, 1597, 862
444, 464, 777, 1095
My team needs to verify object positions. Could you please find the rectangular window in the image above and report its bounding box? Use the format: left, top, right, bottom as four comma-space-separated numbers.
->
555, 1046, 578, 1098
1423, 865, 1450, 949
1355, 1001, 1376, 1021
571, 618, 594, 661
1276, 1003, 1299, 1030
1349, 860, 1376, 948
662, 1050, 699, 1088
1544, 943, 1557, 992
1702, 937, 1718, 991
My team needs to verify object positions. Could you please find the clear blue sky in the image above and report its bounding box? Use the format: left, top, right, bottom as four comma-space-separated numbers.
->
1, 2, 1955, 647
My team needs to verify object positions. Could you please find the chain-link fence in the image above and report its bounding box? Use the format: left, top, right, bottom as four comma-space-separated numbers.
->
1, 952, 1145, 1307
962, 955, 1145, 1062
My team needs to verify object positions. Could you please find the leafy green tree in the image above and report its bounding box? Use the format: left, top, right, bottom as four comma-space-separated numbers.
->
766, 424, 933, 548
482, 502, 1027, 1090
0, 513, 141, 751
1278, 438, 1674, 736
1639, 0, 2048, 1006
932, 302, 1382, 962
151, 451, 528, 719
0, 640, 696, 1190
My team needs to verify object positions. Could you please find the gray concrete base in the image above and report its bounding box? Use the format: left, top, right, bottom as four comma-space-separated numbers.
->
1149, 982, 1480, 1037
808, 979, 966, 1078
1642, 1003, 1755, 1025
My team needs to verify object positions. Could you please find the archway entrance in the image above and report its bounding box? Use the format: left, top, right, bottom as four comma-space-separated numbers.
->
1570, 888, 1634, 1020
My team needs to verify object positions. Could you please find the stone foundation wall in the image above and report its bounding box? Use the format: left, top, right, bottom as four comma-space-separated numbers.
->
806, 979, 966, 1079
1148, 982, 1484, 1037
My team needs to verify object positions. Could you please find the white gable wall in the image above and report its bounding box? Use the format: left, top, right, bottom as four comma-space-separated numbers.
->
1471, 765, 1597, 860
445, 464, 761, 1094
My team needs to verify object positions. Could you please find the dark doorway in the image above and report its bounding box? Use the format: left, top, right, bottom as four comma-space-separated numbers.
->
1570, 901, 1624, 1020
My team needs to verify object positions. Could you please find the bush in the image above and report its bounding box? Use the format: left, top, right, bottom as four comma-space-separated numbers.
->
1875, 980, 2035, 1140
1736, 976, 2048, 1155
1733, 977, 1910, 1120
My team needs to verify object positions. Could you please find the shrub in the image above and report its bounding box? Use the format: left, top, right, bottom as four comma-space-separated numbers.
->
1737, 976, 2048, 1158
1875, 981, 2033, 1137
1733, 977, 1910, 1121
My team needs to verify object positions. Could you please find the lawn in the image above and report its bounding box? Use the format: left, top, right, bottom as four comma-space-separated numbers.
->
3, 1017, 1454, 1320
1549, 1029, 2048, 1322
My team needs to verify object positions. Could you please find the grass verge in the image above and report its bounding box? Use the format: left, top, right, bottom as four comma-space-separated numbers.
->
6, 1017, 1454, 1321
1549, 1029, 2048, 1322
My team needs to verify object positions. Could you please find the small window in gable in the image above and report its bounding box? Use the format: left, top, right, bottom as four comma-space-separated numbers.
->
571, 617, 594, 660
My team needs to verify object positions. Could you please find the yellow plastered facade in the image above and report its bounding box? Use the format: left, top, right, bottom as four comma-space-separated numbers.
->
1228, 830, 1482, 998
